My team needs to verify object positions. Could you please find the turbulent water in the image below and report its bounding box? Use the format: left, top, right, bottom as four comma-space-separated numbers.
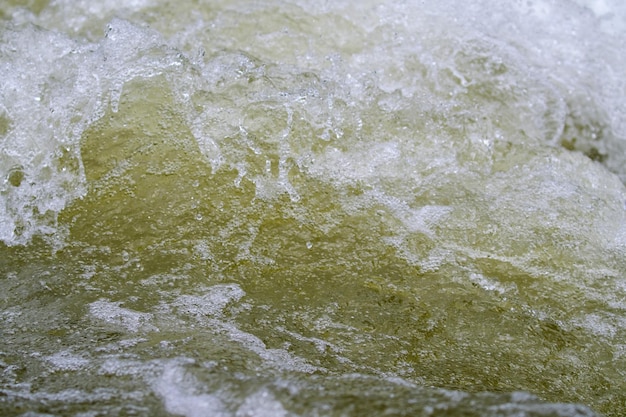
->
1, 0, 626, 416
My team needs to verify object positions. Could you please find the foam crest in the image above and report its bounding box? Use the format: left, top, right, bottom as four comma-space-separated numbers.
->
0, 18, 189, 246
0, 25, 89, 245
2, 0, 626, 247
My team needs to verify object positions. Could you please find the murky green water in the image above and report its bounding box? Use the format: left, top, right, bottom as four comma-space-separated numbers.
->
1, 0, 626, 416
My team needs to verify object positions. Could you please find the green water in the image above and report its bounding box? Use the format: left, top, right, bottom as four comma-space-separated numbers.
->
1, 0, 626, 416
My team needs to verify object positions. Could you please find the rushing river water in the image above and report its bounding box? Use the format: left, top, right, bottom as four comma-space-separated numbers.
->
1, 0, 626, 416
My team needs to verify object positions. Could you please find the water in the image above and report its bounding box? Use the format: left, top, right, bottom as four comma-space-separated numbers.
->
1, 0, 625, 415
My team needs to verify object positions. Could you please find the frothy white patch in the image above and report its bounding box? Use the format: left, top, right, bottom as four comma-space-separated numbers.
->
276, 326, 342, 354
173, 284, 322, 374
151, 360, 290, 417
44, 351, 90, 371
98, 357, 152, 378
236, 389, 288, 417
173, 284, 245, 318
152, 360, 228, 417
468, 272, 510, 295
89, 300, 156, 333
223, 323, 322, 373
368, 191, 452, 236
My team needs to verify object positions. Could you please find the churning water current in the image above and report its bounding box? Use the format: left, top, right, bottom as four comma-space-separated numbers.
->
1, 0, 626, 416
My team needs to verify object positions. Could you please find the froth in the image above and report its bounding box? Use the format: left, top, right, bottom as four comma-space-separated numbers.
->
154, 360, 228, 417
2, 0, 626, 248
0, 25, 88, 245
89, 299, 156, 333
0, 18, 189, 246
44, 350, 90, 372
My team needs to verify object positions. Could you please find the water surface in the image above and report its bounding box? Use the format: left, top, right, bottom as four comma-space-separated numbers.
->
1, 0, 626, 415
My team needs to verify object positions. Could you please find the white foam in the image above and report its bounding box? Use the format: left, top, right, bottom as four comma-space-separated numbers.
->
223, 323, 322, 373
468, 273, 511, 295
44, 351, 90, 372
1, 2, 625, 413
236, 389, 288, 417
89, 299, 156, 333
172, 285, 322, 374
0, 18, 186, 246
152, 360, 229, 417
173, 284, 245, 318
573, 0, 626, 34
98, 357, 150, 378
0, 26, 89, 245
2, 0, 626, 248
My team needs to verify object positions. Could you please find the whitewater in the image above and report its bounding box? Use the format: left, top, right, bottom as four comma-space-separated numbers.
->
1, 0, 625, 415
